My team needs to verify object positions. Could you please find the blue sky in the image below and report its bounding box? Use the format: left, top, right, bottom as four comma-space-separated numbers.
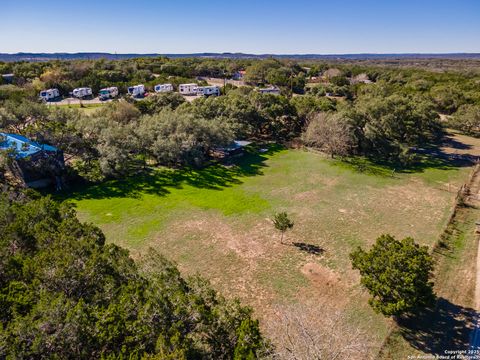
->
1, 0, 479, 54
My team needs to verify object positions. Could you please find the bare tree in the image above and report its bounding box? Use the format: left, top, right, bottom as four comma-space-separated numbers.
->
266, 301, 373, 360
302, 112, 353, 158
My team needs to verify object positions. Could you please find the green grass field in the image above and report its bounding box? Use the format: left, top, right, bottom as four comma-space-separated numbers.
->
66, 137, 479, 357
48, 102, 105, 114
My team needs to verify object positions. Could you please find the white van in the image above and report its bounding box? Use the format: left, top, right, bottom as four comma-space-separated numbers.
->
127, 84, 145, 98
72, 87, 93, 99
197, 86, 221, 97
154, 83, 174, 93
99, 87, 119, 100
179, 83, 198, 95
39, 88, 60, 101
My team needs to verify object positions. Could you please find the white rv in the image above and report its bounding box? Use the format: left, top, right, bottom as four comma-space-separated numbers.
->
72, 87, 93, 99
197, 86, 221, 97
258, 86, 280, 95
154, 83, 174, 93
179, 83, 198, 95
39, 88, 60, 101
127, 84, 145, 98
98, 87, 119, 100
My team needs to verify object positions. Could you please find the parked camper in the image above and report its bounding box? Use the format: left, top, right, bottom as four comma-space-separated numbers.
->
197, 86, 221, 97
1, 74, 15, 83
98, 87, 119, 100
179, 83, 198, 95
39, 88, 60, 102
258, 86, 280, 95
154, 83, 174, 93
127, 84, 145, 98
72, 87, 93, 99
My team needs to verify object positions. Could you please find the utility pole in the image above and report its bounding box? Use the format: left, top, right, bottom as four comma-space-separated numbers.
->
223, 68, 227, 94
288, 61, 294, 94
290, 69, 293, 93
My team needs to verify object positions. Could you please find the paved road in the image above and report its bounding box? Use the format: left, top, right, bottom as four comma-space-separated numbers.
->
469, 168, 480, 350
471, 237, 480, 350
46, 94, 203, 106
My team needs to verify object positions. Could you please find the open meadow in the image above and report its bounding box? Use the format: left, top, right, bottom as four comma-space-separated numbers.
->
67, 132, 480, 358
47, 101, 106, 114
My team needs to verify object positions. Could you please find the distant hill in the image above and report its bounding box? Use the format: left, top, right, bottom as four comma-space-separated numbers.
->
1, 52, 480, 62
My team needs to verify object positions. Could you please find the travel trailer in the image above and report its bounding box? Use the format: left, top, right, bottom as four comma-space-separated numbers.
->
72, 87, 93, 99
127, 84, 145, 98
179, 83, 198, 95
39, 88, 60, 102
98, 87, 119, 100
197, 86, 221, 97
154, 83, 174, 93
258, 86, 280, 95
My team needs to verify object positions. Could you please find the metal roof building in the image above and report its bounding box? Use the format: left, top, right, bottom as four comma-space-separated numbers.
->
0, 133, 60, 159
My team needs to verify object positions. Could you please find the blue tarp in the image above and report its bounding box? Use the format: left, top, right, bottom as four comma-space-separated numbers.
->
0, 133, 59, 159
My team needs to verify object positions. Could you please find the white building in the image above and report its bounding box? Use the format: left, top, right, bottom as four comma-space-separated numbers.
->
154, 83, 174, 93
98, 87, 119, 100
127, 84, 145, 98
72, 87, 93, 99
179, 83, 198, 95
39, 88, 60, 101
197, 86, 221, 97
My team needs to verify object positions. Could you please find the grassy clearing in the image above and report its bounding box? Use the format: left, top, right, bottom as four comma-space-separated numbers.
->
48, 102, 105, 114
65, 135, 480, 358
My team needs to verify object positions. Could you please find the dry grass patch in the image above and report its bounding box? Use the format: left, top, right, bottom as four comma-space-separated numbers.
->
70, 132, 480, 358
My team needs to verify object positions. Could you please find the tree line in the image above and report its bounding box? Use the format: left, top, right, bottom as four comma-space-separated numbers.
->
2, 57, 480, 185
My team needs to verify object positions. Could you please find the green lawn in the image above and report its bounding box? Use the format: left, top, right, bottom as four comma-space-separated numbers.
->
66, 142, 474, 357
48, 102, 105, 114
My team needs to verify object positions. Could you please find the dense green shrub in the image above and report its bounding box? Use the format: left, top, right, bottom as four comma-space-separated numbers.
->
0, 195, 269, 359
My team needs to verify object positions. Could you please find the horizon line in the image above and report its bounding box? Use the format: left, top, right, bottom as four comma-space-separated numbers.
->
2, 51, 480, 56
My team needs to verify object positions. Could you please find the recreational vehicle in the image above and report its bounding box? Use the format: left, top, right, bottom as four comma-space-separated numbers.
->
98, 87, 119, 100
154, 83, 174, 93
39, 88, 60, 102
258, 86, 280, 95
72, 87, 93, 99
127, 84, 145, 98
197, 86, 221, 97
179, 83, 198, 95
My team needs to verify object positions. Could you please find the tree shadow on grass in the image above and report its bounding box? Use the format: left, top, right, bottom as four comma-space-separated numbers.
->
331, 133, 480, 177
63, 144, 284, 201
441, 135, 474, 151
396, 297, 475, 355
334, 149, 477, 178
291, 242, 325, 255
